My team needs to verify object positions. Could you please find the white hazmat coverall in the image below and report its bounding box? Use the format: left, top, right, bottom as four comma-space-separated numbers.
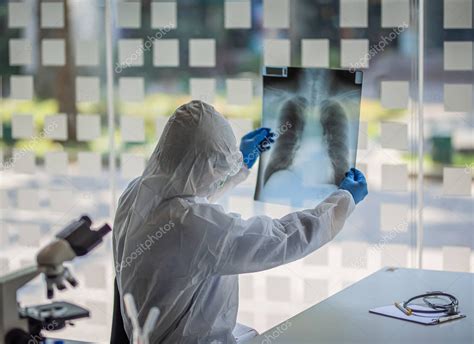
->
113, 100, 355, 343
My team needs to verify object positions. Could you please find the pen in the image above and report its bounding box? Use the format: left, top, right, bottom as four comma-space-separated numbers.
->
437, 314, 464, 323
394, 302, 412, 316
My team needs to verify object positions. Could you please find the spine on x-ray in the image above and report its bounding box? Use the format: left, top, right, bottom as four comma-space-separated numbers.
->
263, 96, 307, 185
320, 99, 350, 184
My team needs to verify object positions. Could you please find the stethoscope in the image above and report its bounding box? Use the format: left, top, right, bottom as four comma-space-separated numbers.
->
396, 291, 459, 316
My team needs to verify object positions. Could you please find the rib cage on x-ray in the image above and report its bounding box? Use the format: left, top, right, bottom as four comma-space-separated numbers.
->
320, 99, 350, 184
263, 96, 307, 185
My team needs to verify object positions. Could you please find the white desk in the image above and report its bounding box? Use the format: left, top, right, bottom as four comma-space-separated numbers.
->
249, 268, 473, 344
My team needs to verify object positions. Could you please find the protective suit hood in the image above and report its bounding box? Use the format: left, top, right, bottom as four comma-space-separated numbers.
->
132, 101, 242, 217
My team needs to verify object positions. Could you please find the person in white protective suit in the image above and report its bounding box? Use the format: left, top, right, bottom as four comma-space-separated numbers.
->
113, 100, 368, 343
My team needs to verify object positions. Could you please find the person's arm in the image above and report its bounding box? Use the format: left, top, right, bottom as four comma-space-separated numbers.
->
184, 189, 355, 276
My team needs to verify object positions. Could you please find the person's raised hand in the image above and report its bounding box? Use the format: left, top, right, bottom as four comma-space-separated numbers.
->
338, 168, 368, 204
239, 127, 275, 169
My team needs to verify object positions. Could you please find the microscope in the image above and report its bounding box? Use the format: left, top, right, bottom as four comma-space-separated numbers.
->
0, 216, 111, 344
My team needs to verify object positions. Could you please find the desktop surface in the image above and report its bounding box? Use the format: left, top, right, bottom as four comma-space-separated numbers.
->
249, 267, 473, 343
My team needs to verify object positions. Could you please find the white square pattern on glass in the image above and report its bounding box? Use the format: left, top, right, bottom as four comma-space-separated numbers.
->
340, 39, 369, 68
443, 167, 472, 196
76, 77, 100, 103
189, 39, 216, 67
78, 152, 101, 176
226, 79, 253, 105
10, 76, 34, 100
42, 39, 65, 66
263, 0, 289, 28
381, 0, 410, 28
13, 150, 35, 174
380, 203, 409, 232
225, 0, 251, 29
44, 114, 68, 141
263, 39, 290, 66
340, 0, 368, 28
77, 115, 101, 142
45, 152, 68, 175
117, 2, 141, 28
119, 77, 145, 102
444, 84, 473, 112
358, 121, 368, 150
40, 2, 64, 28
151, 2, 177, 29
442, 246, 471, 272
12, 114, 34, 139
301, 39, 329, 68
121, 116, 145, 143
154, 39, 179, 67
381, 81, 409, 109
76, 40, 100, 66
444, 0, 472, 29
17, 189, 39, 210
121, 153, 146, 178
8, 2, 31, 28
49, 189, 74, 213
118, 39, 144, 67
190, 78, 216, 103
444, 42, 473, 71
380, 122, 408, 150
382, 164, 408, 192
9, 39, 32, 66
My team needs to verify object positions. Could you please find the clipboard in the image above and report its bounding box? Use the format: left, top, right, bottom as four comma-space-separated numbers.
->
369, 305, 466, 325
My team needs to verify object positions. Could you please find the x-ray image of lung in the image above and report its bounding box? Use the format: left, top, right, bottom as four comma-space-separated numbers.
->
254, 67, 363, 207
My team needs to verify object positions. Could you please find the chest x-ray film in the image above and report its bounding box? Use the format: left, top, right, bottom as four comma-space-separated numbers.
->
254, 67, 363, 207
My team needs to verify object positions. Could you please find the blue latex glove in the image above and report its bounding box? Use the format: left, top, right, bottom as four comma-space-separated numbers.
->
240, 127, 275, 169
339, 168, 368, 204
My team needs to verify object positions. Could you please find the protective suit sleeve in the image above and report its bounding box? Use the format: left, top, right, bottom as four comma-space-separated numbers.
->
207, 166, 251, 203
184, 189, 355, 276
